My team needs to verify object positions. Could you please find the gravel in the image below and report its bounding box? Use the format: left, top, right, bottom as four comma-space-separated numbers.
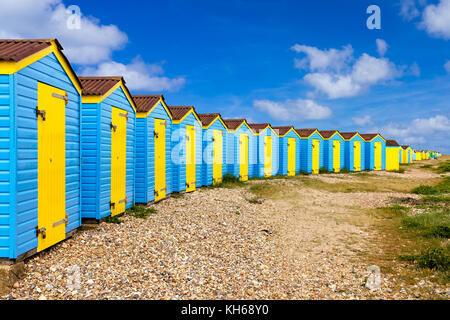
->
3, 178, 449, 300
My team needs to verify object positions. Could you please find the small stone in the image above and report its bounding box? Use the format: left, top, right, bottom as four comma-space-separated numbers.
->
12, 282, 19, 289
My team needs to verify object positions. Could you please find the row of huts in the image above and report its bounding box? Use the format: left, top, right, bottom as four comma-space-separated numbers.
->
0, 39, 442, 261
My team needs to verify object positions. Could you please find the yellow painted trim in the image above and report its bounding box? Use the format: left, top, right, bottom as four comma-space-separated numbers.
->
321, 131, 345, 141
342, 132, 365, 142
82, 80, 137, 113
201, 115, 230, 132
276, 127, 301, 139
228, 121, 256, 135
0, 41, 82, 94
172, 108, 202, 125
362, 134, 386, 142
136, 97, 173, 120
251, 125, 279, 137
299, 129, 324, 140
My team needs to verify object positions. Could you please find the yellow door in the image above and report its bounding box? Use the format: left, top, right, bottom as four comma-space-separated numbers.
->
154, 119, 166, 202
37, 82, 66, 252
287, 138, 296, 176
312, 139, 320, 174
239, 134, 248, 181
264, 136, 272, 177
213, 130, 223, 184
186, 125, 196, 192
111, 107, 127, 216
386, 147, 399, 171
333, 140, 341, 173
353, 141, 361, 171
374, 141, 382, 170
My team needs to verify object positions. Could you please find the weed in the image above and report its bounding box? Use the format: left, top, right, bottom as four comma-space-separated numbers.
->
416, 247, 450, 271
214, 174, 246, 188
105, 216, 123, 224
235, 211, 241, 215
127, 205, 157, 219
412, 177, 450, 195
340, 168, 350, 174
319, 167, 329, 174
436, 160, 450, 173
298, 170, 310, 175
171, 193, 184, 199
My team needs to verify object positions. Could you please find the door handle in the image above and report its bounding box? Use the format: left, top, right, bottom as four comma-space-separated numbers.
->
110, 122, 117, 132
36, 227, 47, 239
36, 107, 46, 121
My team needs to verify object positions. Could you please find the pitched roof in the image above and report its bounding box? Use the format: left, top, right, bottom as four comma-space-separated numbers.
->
248, 123, 270, 133
295, 128, 317, 138
0, 39, 58, 62
79, 77, 124, 96
168, 106, 194, 121
133, 95, 164, 113
360, 133, 379, 141
401, 145, 410, 149
319, 130, 338, 138
386, 139, 400, 146
340, 132, 359, 140
198, 113, 220, 127
272, 126, 293, 136
223, 119, 246, 130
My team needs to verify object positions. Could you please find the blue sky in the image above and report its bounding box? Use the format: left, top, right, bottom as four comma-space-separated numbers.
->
1, 0, 449, 152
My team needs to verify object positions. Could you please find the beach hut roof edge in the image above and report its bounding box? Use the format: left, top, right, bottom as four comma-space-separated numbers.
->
133, 94, 172, 119
248, 123, 278, 136
295, 128, 324, 139
318, 130, 344, 140
197, 113, 228, 130
0, 38, 82, 93
168, 106, 201, 124
223, 119, 253, 132
386, 139, 400, 146
79, 76, 137, 112
360, 133, 386, 142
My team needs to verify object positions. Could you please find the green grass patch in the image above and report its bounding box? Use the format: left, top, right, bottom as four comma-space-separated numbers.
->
319, 167, 330, 174
401, 210, 450, 239
436, 160, 450, 173
377, 205, 409, 216
171, 193, 184, 199
214, 174, 246, 189
411, 177, 450, 195
105, 216, 123, 224
340, 168, 350, 174
127, 205, 157, 219
416, 247, 450, 271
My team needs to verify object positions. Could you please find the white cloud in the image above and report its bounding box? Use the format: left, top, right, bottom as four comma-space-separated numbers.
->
0, 0, 127, 64
304, 73, 362, 98
293, 41, 405, 99
420, 0, 450, 39
376, 39, 388, 57
0, 0, 185, 92
400, 0, 420, 21
81, 57, 186, 92
445, 60, 450, 73
380, 115, 450, 146
352, 115, 373, 126
291, 44, 353, 72
253, 98, 332, 121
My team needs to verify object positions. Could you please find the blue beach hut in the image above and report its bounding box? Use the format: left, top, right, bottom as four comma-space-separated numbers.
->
361, 133, 386, 171
169, 106, 202, 193
222, 119, 257, 181
319, 130, 345, 173
0, 39, 82, 259
295, 129, 324, 174
79, 76, 136, 220
272, 126, 301, 176
249, 123, 280, 178
340, 132, 366, 172
198, 113, 228, 186
134, 95, 173, 204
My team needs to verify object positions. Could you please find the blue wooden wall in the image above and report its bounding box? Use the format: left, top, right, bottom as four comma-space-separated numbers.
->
364, 136, 386, 170
81, 85, 135, 220
201, 119, 227, 186
171, 113, 202, 192
299, 132, 323, 173
229, 124, 257, 178
135, 102, 172, 204
277, 130, 301, 176
322, 134, 345, 172
344, 135, 366, 172
255, 128, 279, 177
0, 53, 82, 259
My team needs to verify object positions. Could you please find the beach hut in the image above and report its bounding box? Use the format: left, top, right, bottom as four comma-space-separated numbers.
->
169, 106, 202, 192
385, 140, 401, 171
319, 130, 345, 173
0, 39, 82, 259
79, 76, 136, 220
400, 145, 413, 164
223, 119, 257, 181
414, 150, 423, 161
340, 132, 366, 172
133, 95, 172, 204
361, 134, 386, 171
198, 113, 228, 186
295, 129, 324, 174
248, 123, 279, 178
272, 126, 301, 176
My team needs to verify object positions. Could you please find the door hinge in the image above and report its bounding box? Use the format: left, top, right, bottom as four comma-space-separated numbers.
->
52, 92, 69, 105
53, 213, 69, 228
154, 131, 159, 138
118, 196, 128, 204
110, 201, 115, 209
119, 112, 129, 120
36, 227, 47, 239
110, 122, 117, 132
35, 106, 46, 121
